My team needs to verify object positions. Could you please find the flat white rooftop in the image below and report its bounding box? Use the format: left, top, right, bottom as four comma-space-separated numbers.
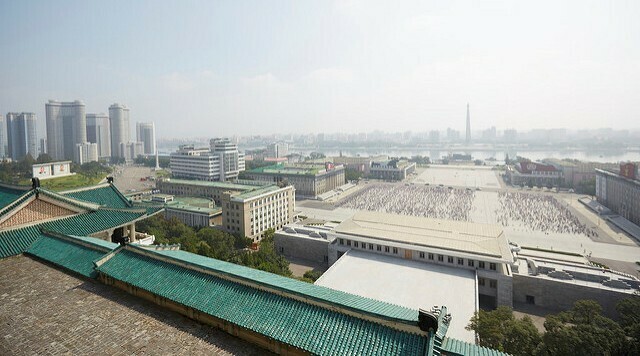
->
315, 249, 478, 343
336, 211, 513, 262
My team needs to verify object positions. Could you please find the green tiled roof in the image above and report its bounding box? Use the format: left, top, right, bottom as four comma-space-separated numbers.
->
160, 179, 257, 191
62, 184, 132, 209
230, 184, 285, 201
0, 185, 28, 210
153, 248, 418, 323
249, 163, 320, 176
440, 337, 508, 356
97, 247, 429, 355
0, 190, 35, 218
26, 232, 117, 278
0, 208, 146, 259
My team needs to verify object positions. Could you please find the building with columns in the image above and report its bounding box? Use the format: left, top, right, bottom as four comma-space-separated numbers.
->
245, 162, 345, 198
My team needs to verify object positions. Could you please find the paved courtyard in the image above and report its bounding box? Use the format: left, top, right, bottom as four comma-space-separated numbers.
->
411, 166, 502, 189
0, 256, 269, 356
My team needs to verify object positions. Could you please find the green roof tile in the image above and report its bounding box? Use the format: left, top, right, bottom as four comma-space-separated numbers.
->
26, 233, 117, 277
440, 337, 509, 356
153, 248, 418, 323
0, 208, 145, 259
0, 185, 29, 210
62, 184, 132, 209
97, 248, 429, 356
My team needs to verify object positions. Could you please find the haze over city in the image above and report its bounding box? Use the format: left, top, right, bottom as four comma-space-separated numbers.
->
1, 0, 639, 138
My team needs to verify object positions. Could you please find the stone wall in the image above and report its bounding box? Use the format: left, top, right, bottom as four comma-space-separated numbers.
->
513, 274, 632, 319
275, 233, 329, 265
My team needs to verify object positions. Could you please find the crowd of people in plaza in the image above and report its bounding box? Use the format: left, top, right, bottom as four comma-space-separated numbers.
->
338, 184, 475, 221
496, 191, 598, 237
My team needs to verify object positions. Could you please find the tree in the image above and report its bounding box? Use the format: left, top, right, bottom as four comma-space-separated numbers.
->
345, 168, 363, 182
539, 300, 627, 356
616, 296, 640, 354
466, 306, 541, 355
136, 215, 291, 277
36, 153, 53, 163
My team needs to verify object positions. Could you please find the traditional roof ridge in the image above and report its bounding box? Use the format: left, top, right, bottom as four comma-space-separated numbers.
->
0, 182, 31, 192
0, 208, 147, 259
60, 183, 133, 208
40, 230, 118, 252
26, 231, 118, 278
98, 244, 422, 331
0, 189, 36, 218
58, 182, 111, 194
95, 246, 432, 355
36, 188, 101, 211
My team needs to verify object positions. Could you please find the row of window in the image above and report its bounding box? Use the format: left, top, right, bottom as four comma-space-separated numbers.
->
338, 238, 498, 271
478, 278, 497, 289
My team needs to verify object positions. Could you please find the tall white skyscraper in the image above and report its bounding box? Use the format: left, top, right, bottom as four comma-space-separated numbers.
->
45, 100, 87, 161
210, 138, 245, 180
86, 113, 111, 158
109, 103, 130, 159
6, 112, 38, 161
136, 122, 156, 155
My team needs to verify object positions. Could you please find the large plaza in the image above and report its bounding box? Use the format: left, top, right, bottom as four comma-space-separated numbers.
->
299, 166, 640, 265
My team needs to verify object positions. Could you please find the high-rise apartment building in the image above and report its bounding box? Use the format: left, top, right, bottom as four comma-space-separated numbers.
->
136, 122, 156, 155
74, 142, 99, 165
0, 115, 7, 158
45, 100, 87, 161
266, 142, 288, 158
86, 113, 111, 158
6, 112, 38, 161
211, 138, 245, 180
109, 103, 130, 158
170, 138, 245, 181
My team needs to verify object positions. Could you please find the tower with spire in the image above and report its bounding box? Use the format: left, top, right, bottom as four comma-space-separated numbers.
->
465, 103, 471, 144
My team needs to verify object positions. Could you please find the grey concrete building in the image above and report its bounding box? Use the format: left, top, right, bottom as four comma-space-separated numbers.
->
596, 166, 640, 226
369, 159, 416, 181
136, 122, 156, 155
6, 112, 38, 161
86, 113, 111, 158
45, 100, 86, 161
109, 103, 130, 159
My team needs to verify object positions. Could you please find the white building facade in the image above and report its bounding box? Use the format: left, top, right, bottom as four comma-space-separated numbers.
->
170, 138, 245, 181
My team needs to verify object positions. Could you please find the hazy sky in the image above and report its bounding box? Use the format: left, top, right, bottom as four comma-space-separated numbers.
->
1, 0, 639, 138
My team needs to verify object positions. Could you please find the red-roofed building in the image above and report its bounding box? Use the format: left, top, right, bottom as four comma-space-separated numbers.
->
506, 160, 563, 187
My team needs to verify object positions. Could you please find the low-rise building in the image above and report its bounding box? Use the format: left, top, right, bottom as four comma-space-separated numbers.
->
157, 178, 265, 205
506, 160, 562, 187
165, 204, 221, 228
157, 178, 295, 239
369, 159, 416, 180
222, 184, 295, 240
596, 164, 640, 226
244, 163, 345, 198
332, 155, 388, 174
544, 158, 619, 189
